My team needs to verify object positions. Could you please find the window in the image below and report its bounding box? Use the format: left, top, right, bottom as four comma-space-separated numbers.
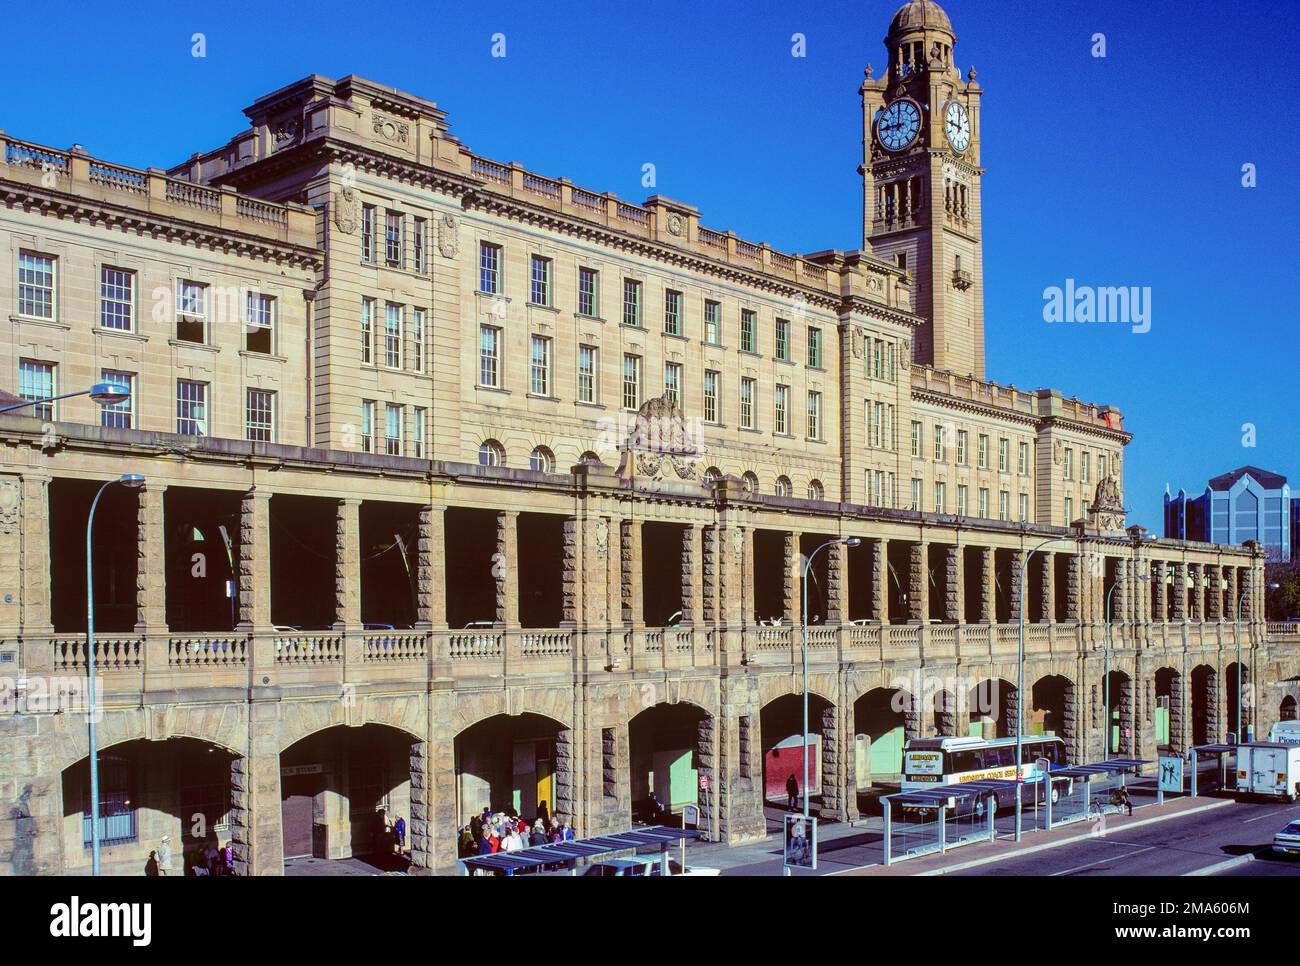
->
530, 255, 552, 306
807, 479, 824, 501
100, 267, 134, 331
740, 377, 755, 429
740, 309, 756, 353
888, 341, 897, 380
1063, 447, 1074, 480
1064, 497, 1075, 526
479, 242, 501, 294
807, 326, 822, 368
807, 391, 822, 440
775, 318, 790, 361
361, 205, 376, 262
578, 344, 597, 403
704, 300, 721, 344
479, 439, 505, 467
933, 424, 946, 462
742, 472, 758, 495
998, 437, 1009, 472
957, 430, 968, 465
957, 485, 968, 517
413, 217, 427, 272
703, 370, 719, 423
664, 290, 682, 335
479, 325, 501, 387
19, 360, 56, 420
530, 335, 552, 396
977, 433, 989, 469
360, 401, 375, 453
622, 278, 642, 326
100, 369, 133, 429
411, 308, 426, 373
1017, 441, 1029, 475
385, 210, 404, 268
176, 280, 207, 343
1099, 455, 1108, 480
245, 292, 274, 354
176, 379, 208, 436
933, 481, 946, 514
384, 403, 402, 455
622, 354, 641, 410
774, 384, 789, 435
663, 362, 682, 408
978, 487, 989, 518
911, 421, 923, 458
384, 303, 403, 368
999, 490, 1010, 521
775, 476, 791, 497
246, 388, 274, 442
1082, 451, 1091, 483
530, 446, 555, 473
18, 252, 56, 319
81, 751, 135, 848
361, 298, 374, 364
1019, 493, 1029, 521
910, 478, 922, 511
578, 267, 598, 317
413, 408, 427, 458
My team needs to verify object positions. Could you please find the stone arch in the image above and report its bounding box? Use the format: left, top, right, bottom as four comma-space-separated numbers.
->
965, 677, 1017, 738
1155, 667, 1183, 754
53, 704, 247, 774
1104, 669, 1133, 756
447, 687, 575, 741
452, 711, 573, 833
852, 686, 917, 784
1030, 674, 1075, 761
626, 700, 714, 827
758, 691, 834, 808
1281, 695, 1298, 722
1191, 664, 1218, 746
277, 694, 428, 754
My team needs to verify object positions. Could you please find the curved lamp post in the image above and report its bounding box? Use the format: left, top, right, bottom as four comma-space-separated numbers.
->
86, 473, 146, 875
1235, 579, 1280, 742
0, 381, 130, 415
1104, 571, 1150, 760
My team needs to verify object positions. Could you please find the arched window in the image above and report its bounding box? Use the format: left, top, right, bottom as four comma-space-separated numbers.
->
807, 479, 824, 501
775, 476, 792, 498
529, 446, 555, 473
579, 450, 602, 466
742, 471, 759, 496
478, 439, 505, 467
703, 466, 722, 489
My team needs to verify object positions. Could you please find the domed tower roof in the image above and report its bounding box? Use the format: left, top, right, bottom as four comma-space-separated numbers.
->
888, 0, 953, 37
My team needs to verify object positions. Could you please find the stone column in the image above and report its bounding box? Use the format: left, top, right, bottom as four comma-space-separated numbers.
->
907, 541, 927, 622
1227, 566, 1239, 620
871, 538, 890, 624
741, 526, 756, 626
1037, 551, 1053, 624
819, 699, 857, 822
702, 526, 718, 624
1065, 553, 1082, 622
1152, 561, 1167, 620
783, 530, 802, 625
562, 516, 580, 626
718, 525, 744, 627
943, 545, 962, 623
1207, 566, 1222, 621
333, 498, 362, 629
1170, 562, 1186, 621
1008, 549, 1024, 622
237, 488, 272, 631
231, 702, 282, 876
407, 740, 431, 869
497, 510, 520, 627
415, 504, 447, 629
979, 547, 996, 623
1188, 563, 1202, 621
826, 539, 846, 626
134, 482, 167, 634
681, 524, 704, 625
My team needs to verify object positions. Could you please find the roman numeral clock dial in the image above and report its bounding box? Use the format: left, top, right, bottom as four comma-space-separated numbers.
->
876, 98, 921, 152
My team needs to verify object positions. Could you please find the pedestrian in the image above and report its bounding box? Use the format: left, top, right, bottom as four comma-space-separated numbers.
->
145, 850, 159, 877
562, 821, 575, 842
537, 799, 549, 823
786, 773, 799, 810
1115, 785, 1133, 816
204, 842, 220, 876
394, 816, 406, 853
530, 820, 548, 847
156, 835, 172, 876
221, 842, 234, 876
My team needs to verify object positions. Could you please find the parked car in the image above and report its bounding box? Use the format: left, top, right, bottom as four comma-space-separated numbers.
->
1271, 820, 1300, 857
583, 858, 658, 876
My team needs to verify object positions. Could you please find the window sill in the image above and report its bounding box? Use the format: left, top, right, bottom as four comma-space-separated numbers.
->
662, 331, 689, 342
475, 385, 510, 395
620, 322, 646, 332
773, 432, 795, 440
527, 302, 560, 314
739, 426, 762, 435
575, 400, 605, 410
94, 326, 147, 342
168, 338, 219, 353
475, 290, 511, 304
700, 340, 727, 350
806, 364, 826, 373
10, 314, 69, 330
526, 393, 560, 403
773, 357, 794, 367
575, 313, 605, 324
739, 349, 763, 360
239, 349, 288, 363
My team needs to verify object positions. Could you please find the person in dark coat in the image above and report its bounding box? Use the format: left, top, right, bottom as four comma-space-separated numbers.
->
393, 816, 406, 852
786, 773, 799, 810
145, 851, 159, 876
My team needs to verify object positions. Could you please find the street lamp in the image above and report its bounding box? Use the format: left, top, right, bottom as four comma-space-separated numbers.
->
1235, 579, 1280, 743
86, 472, 145, 876
0, 381, 131, 415
1104, 571, 1150, 760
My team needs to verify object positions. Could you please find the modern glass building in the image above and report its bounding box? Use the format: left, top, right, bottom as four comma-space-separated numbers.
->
1165, 466, 1294, 562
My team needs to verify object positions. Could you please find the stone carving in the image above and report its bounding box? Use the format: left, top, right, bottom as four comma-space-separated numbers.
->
0, 478, 18, 535
333, 186, 358, 235
898, 340, 911, 369
1087, 474, 1127, 532
372, 114, 410, 144
437, 213, 459, 258
666, 213, 684, 236
617, 395, 704, 483
272, 119, 301, 149
595, 519, 609, 559
1053, 440, 1064, 465
851, 327, 865, 359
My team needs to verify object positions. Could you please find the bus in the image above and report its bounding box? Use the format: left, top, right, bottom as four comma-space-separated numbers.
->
902, 735, 1070, 816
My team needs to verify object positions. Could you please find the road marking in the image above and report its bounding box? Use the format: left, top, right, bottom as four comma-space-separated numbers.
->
1185, 849, 1267, 876
1242, 804, 1300, 823
1050, 845, 1156, 876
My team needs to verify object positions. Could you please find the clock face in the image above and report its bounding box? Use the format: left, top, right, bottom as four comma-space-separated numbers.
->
877, 99, 922, 152
945, 101, 971, 152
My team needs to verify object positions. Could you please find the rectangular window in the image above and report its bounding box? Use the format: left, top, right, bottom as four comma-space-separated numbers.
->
978, 433, 989, 469
385, 210, 404, 268
623, 354, 642, 410
1064, 447, 1074, 480
703, 370, 719, 423
100, 369, 133, 429
176, 379, 208, 436
664, 290, 682, 335
361, 298, 374, 364
18, 252, 56, 319
479, 325, 501, 388
411, 308, 426, 373
740, 309, 756, 353
1018, 441, 1029, 475
578, 267, 598, 317
360, 400, 375, 453
413, 217, 427, 272
622, 278, 642, 326
872, 340, 884, 380
933, 481, 946, 514
704, 300, 721, 344
807, 326, 821, 368
911, 420, 922, 458
775, 318, 790, 361
99, 267, 134, 331
774, 384, 789, 435
530, 335, 552, 396
384, 403, 402, 456
871, 401, 885, 448
578, 344, 597, 403
413, 407, 427, 458
245, 292, 274, 354
19, 359, 56, 420
530, 254, 552, 306
1082, 451, 1091, 483
807, 391, 822, 440
1064, 497, 1075, 526
176, 280, 207, 343
361, 205, 376, 262
1019, 493, 1029, 522
887, 342, 896, 380
245, 388, 274, 443
957, 485, 968, 517
957, 430, 968, 465
910, 478, 922, 511
978, 487, 989, 518
384, 303, 403, 368
479, 242, 501, 294
1000, 490, 1010, 521
740, 377, 755, 429
933, 424, 945, 462
999, 438, 1009, 473
1099, 455, 1108, 480
663, 362, 682, 408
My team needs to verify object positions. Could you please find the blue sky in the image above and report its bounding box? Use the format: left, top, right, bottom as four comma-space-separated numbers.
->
4, 0, 1296, 528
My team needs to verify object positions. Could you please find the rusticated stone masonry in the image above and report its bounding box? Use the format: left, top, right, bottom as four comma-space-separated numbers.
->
237, 489, 271, 629
826, 539, 845, 625
1037, 551, 1052, 623
1207, 565, 1222, 620
1189, 564, 1201, 621
980, 546, 995, 622
408, 741, 430, 869
334, 499, 361, 628
416, 505, 446, 628
1065, 552, 1081, 622
1008, 550, 1024, 620
871, 538, 889, 624
702, 526, 718, 623
135, 483, 166, 633
907, 541, 927, 622
681, 524, 704, 624
1171, 562, 1187, 620
783, 530, 801, 624
1152, 561, 1167, 620
496, 510, 519, 626
561, 517, 579, 625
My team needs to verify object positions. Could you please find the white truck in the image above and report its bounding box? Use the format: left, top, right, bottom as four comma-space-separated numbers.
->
1235, 742, 1300, 801
1268, 721, 1300, 745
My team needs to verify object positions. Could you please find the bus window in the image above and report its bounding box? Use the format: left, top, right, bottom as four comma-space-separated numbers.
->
984, 746, 1014, 767
951, 750, 982, 773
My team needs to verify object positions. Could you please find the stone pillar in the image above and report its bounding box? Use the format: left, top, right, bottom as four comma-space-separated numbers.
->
871, 538, 890, 624
493, 510, 519, 627
20, 474, 53, 635
1170, 562, 1186, 621
979, 547, 996, 623
415, 504, 447, 629
826, 539, 846, 626
1227, 566, 1239, 620
230, 702, 282, 876
1168, 671, 1187, 756
783, 530, 801, 625
907, 541, 928, 622
1207, 565, 1222, 621
1065, 553, 1082, 622
718, 525, 744, 627
134, 482, 167, 634
818, 702, 849, 822
407, 740, 431, 870
333, 498, 362, 629
1037, 551, 1053, 624
237, 488, 272, 631
562, 516, 580, 626
943, 545, 962, 623
702, 526, 719, 624
1062, 679, 1080, 764
681, 524, 704, 625
1008, 550, 1024, 622
1152, 561, 1167, 620
741, 526, 756, 626
1188, 563, 1202, 621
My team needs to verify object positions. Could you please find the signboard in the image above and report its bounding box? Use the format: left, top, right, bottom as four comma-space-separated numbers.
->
783, 814, 817, 871
699, 775, 708, 791
1158, 755, 1183, 794
282, 763, 323, 777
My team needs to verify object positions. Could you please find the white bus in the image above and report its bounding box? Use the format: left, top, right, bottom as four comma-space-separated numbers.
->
902, 735, 1069, 816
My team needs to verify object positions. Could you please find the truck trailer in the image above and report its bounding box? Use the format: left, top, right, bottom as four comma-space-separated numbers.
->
1235, 742, 1300, 801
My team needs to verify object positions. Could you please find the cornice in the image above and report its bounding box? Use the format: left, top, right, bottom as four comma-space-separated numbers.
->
911, 387, 1040, 428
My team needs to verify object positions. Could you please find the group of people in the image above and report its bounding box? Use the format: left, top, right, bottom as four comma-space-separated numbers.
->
458, 804, 575, 858
142, 835, 234, 876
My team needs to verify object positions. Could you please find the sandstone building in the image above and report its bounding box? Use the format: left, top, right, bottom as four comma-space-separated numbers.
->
1, 0, 1294, 876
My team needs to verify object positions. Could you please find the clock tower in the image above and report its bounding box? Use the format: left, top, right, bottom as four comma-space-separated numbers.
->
861, 0, 985, 379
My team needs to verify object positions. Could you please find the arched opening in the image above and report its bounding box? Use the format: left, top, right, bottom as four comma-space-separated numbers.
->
280, 723, 421, 870
760, 693, 832, 814
60, 737, 236, 876
453, 713, 569, 842
1281, 695, 1298, 722
1105, 670, 1132, 756
628, 703, 709, 826
1031, 675, 1072, 754
966, 678, 1017, 738
1225, 663, 1249, 740
853, 687, 916, 785
1191, 664, 1218, 746
1155, 668, 1182, 753
933, 689, 957, 737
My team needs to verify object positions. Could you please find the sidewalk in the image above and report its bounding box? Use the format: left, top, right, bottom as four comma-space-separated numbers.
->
834, 795, 1234, 875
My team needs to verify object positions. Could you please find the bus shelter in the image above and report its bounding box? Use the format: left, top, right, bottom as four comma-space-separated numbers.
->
1189, 744, 1237, 795
1046, 758, 1147, 826
459, 825, 701, 876
882, 779, 1031, 865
